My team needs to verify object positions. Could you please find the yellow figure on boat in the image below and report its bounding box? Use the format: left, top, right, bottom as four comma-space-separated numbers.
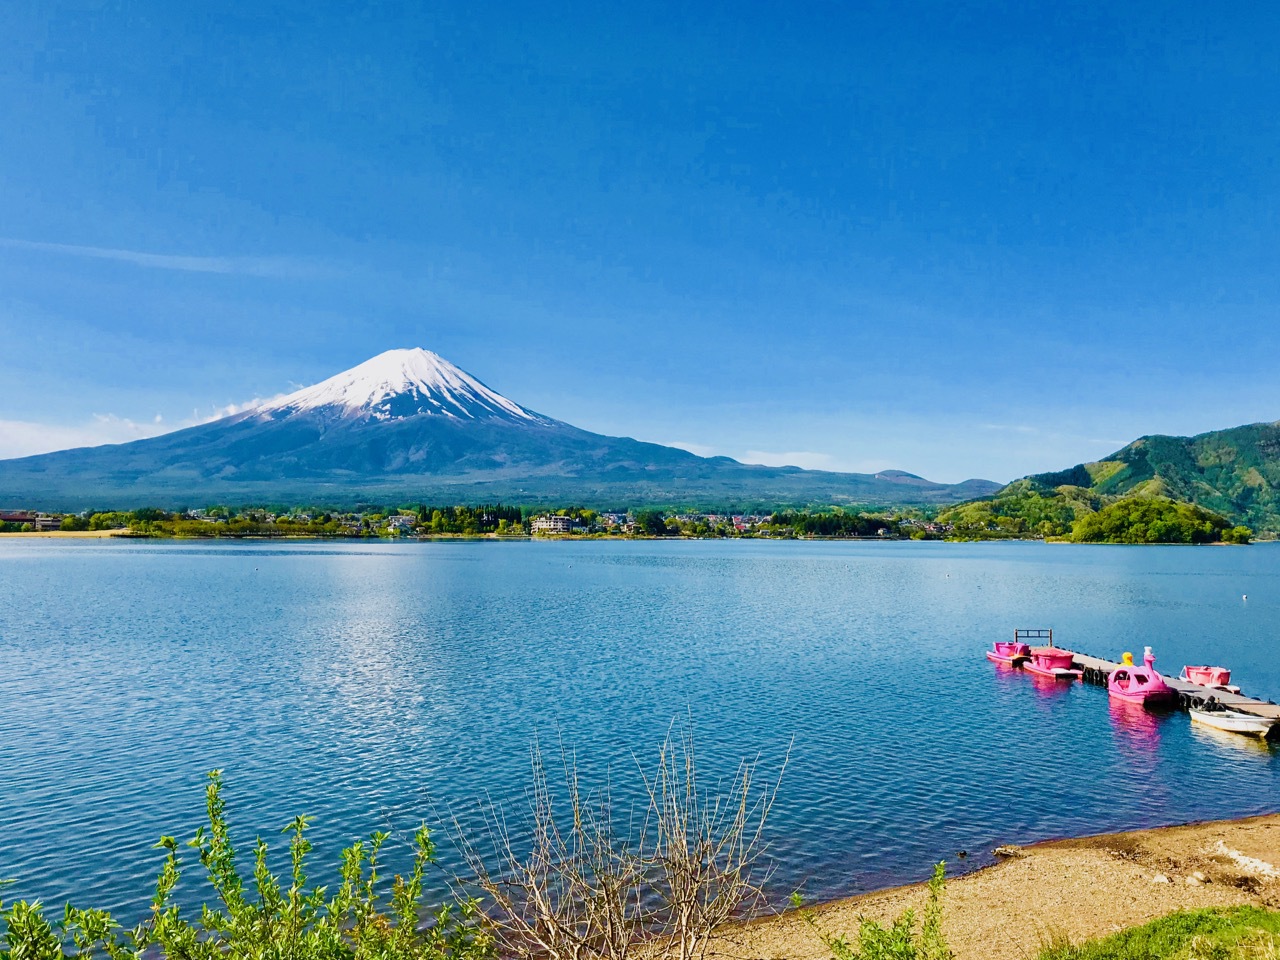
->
1121, 651, 1134, 666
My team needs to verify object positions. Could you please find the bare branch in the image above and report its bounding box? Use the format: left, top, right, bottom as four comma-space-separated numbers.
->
452, 723, 788, 960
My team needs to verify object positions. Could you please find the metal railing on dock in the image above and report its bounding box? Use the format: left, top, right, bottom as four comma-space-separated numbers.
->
1015, 628, 1053, 645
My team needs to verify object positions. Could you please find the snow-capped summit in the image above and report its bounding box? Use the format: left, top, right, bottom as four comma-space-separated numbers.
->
257, 347, 543, 423
0, 346, 1003, 507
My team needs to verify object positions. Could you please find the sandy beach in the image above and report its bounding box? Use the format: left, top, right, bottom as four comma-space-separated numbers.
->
715, 813, 1280, 960
0, 529, 124, 538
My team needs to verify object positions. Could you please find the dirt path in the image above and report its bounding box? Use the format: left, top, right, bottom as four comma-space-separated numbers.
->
0, 529, 122, 538
714, 814, 1280, 960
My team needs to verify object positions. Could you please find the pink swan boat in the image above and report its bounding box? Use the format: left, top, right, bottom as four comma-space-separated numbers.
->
1023, 646, 1082, 681
1179, 665, 1241, 695
1108, 647, 1176, 705
986, 640, 1032, 666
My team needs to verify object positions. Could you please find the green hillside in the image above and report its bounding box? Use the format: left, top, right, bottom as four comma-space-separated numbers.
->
939, 420, 1280, 540
935, 479, 1102, 539
1034, 421, 1280, 533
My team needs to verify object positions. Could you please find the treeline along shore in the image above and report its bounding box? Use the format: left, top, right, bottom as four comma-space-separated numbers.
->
0, 497, 1261, 543
0, 504, 920, 539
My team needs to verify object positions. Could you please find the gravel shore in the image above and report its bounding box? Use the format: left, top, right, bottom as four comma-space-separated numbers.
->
714, 813, 1280, 960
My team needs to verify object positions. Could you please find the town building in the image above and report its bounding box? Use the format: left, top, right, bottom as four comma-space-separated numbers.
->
0, 510, 60, 531
531, 515, 574, 533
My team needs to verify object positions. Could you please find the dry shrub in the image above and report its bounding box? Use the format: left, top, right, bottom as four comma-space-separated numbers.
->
453, 724, 786, 960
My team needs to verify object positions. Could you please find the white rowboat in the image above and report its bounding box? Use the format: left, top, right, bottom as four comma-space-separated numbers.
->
1189, 707, 1277, 739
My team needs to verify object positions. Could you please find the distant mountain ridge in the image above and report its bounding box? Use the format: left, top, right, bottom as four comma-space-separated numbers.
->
942, 420, 1280, 537
0, 348, 1000, 510
1026, 421, 1280, 532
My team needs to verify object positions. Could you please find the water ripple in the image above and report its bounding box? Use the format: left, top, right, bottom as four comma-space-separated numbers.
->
0, 539, 1276, 918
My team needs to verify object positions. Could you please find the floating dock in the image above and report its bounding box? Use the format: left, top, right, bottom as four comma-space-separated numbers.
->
1071, 650, 1280, 721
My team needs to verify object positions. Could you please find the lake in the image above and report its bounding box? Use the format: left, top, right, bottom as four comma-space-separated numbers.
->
1, 538, 1277, 917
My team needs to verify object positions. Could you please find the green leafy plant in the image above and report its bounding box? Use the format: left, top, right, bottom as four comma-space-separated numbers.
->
0, 771, 493, 960
795, 861, 952, 960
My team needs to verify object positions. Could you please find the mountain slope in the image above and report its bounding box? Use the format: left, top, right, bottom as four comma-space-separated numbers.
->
0, 348, 1001, 509
1025, 421, 1280, 531
257, 347, 548, 424
944, 420, 1280, 536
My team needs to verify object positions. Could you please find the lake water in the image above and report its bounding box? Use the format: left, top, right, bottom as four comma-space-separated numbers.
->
1, 538, 1277, 918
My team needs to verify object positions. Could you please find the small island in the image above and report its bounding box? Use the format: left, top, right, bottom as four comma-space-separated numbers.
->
938, 490, 1253, 544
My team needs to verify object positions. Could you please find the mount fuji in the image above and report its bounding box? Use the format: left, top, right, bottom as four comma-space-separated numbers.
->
0, 348, 1000, 508
255, 348, 549, 425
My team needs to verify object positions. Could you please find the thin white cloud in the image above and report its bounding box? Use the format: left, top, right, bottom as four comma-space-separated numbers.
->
0, 397, 283, 460
743, 449, 837, 471
666, 440, 720, 458
665, 440, 893, 474
854, 459, 903, 474
982, 423, 1126, 450
0, 415, 164, 459
981, 423, 1039, 435
0, 237, 314, 278
190, 396, 283, 423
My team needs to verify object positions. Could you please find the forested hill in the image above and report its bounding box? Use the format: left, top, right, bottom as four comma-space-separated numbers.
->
1026, 421, 1280, 532
938, 420, 1280, 540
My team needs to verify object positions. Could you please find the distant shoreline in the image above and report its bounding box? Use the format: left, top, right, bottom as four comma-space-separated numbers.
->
1, 531, 1265, 544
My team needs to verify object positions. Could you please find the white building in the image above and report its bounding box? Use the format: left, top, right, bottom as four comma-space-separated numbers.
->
531, 515, 574, 534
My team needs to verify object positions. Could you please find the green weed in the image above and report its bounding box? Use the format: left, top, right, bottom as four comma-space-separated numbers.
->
797, 861, 952, 960
0, 771, 492, 960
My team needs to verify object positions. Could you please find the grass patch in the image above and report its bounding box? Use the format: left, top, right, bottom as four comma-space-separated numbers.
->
1037, 906, 1280, 960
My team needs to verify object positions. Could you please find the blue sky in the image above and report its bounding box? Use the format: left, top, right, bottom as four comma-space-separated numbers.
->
2, 2, 1278, 483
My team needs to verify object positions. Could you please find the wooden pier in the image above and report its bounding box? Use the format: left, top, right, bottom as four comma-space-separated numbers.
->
1071, 650, 1280, 720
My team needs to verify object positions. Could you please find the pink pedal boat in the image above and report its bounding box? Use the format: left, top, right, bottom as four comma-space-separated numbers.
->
1179, 665, 1241, 695
1023, 646, 1082, 681
1109, 647, 1177, 705
986, 640, 1032, 666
